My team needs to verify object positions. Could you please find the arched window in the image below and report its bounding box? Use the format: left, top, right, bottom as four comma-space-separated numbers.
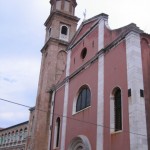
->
19, 129, 23, 141
55, 50, 67, 83
8, 132, 10, 143
1, 134, 4, 144
110, 87, 122, 132
54, 117, 61, 148
5, 133, 7, 144
60, 25, 69, 41
15, 130, 18, 142
48, 27, 51, 37
76, 86, 91, 112
61, 26, 68, 35
24, 128, 28, 139
114, 88, 122, 131
11, 131, 14, 142
0, 137, 2, 145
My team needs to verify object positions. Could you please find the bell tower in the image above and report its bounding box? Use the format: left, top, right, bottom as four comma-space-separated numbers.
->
27, 1, 79, 150
45, 0, 78, 43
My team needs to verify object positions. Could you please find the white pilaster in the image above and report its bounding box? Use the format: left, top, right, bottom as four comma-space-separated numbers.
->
126, 32, 148, 150
60, 81, 69, 150
48, 91, 55, 150
97, 54, 104, 150
66, 50, 71, 77
97, 19, 105, 150
60, 50, 71, 150
98, 19, 105, 51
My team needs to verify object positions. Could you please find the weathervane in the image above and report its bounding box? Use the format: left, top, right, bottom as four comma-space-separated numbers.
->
83, 9, 87, 21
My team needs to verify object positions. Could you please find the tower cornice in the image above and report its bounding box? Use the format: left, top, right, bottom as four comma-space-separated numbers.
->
44, 10, 80, 26
41, 37, 69, 53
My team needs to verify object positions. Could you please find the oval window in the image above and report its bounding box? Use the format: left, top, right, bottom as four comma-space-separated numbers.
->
81, 48, 87, 59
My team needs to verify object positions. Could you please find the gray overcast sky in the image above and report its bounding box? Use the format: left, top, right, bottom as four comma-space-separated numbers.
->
0, 0, 150, 128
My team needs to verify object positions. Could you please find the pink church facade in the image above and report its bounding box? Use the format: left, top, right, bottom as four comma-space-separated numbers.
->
48, 13, 150, 150
1, 1, 150, 150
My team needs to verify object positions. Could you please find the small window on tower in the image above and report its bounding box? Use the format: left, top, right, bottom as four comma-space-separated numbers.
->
60, 25, 69, 41
61, 26, 68, 35
49, 27, 51, 37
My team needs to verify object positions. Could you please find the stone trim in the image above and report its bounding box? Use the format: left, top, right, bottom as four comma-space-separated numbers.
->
60, 81, 69, 150
44, 10, 79, 26
60, 49, 71, 150
96, 18, 105, 150
97, 54, 104, 150
125, 31, 148, 150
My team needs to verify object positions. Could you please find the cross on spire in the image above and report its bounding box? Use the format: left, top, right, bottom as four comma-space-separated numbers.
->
83, 9, 87, 21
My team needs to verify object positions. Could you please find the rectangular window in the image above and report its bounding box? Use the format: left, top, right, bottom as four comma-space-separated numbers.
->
140, 89, 144, 97
128, 89, 131, 97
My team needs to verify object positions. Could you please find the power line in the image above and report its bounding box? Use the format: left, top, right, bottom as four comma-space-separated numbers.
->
0, 98, 47, 113
0, 97, 148, 137
0, 98, 31, 108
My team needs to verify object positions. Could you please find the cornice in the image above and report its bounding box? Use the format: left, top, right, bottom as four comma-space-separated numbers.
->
44, 10, 80, 26
41, 37, 69, 53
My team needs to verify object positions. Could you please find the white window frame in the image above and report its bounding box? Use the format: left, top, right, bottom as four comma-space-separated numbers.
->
59, 25, 69, 41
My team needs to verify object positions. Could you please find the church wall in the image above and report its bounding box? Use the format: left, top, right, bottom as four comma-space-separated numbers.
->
50, 86, 65, 150
70, 27, 98, 74
104, 25, 130, 48
103, 40, 130, 150
65, 61, 98, 149
30, 0, 150, 148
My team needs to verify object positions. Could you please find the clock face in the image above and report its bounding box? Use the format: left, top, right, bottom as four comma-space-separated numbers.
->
55, 51, 67, 83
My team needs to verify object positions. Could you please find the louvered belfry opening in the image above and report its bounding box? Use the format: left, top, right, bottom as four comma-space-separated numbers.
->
114, 88, 122, 131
